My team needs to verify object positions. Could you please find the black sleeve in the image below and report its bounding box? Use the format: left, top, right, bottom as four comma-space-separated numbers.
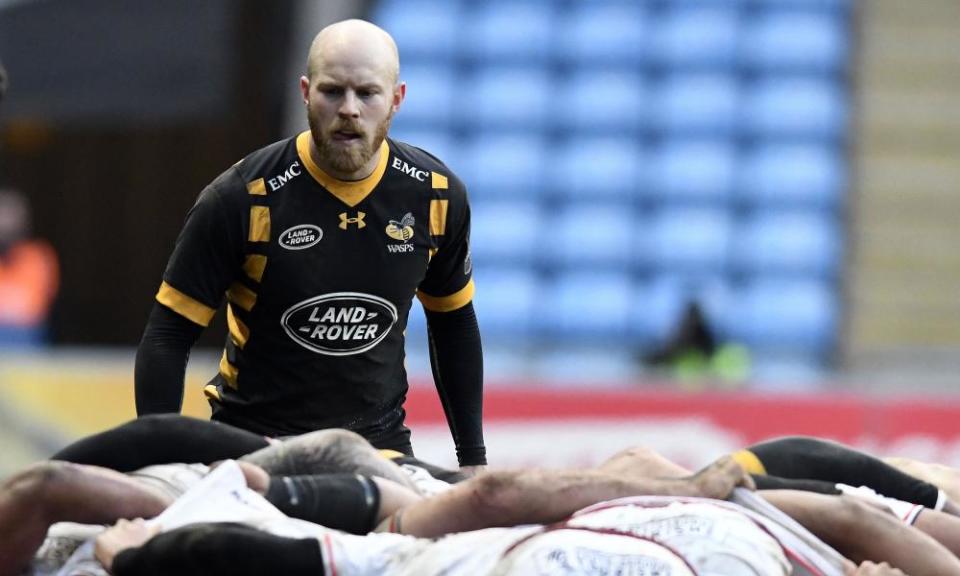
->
51, 414, 269, 470
425, 302, 486, 466
112, 523, 324, 576
747, 436, 942, 508
134, 302, 204, 415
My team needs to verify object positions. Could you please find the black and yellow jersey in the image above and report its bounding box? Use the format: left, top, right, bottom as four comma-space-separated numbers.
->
155, 132, 474, 436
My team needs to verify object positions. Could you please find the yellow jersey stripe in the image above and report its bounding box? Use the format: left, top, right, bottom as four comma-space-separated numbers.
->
296, 131, 389, 207
429, 199, 449, 236
732, 449, 767, 475
204, 384, 222, 401
247, 178, 267, 196
226, 304, 250, 349
219, 350, 238, 389
156, 281, 216, 327
227, 282, 257, 312
249, 206, 271, 242
242, 254, 267, 283
378, 449, 406, 460
431, 172, 448, 189
417, 279, 475, 313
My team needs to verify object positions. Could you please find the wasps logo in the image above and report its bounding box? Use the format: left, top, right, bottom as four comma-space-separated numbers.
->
385, 212, 415, 243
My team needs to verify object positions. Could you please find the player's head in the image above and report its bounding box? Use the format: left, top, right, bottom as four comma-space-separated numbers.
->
300, 19, 404, 179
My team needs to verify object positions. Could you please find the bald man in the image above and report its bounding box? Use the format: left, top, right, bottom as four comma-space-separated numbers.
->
135, 20, 486, 472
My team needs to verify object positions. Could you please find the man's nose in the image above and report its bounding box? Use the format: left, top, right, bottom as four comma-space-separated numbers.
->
338, 91, 360, 117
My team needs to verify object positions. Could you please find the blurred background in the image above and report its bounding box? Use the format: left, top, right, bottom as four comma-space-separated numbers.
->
1, 0, 959, 474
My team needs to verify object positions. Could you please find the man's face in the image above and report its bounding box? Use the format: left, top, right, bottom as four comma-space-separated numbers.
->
301, 54, 402, 178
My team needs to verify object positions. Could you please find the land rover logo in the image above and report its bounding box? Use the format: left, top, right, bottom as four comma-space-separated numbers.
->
279, 224, 323, 250
281, 292, 397, 356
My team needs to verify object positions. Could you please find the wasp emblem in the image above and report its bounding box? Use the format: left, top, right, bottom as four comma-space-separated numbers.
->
385, 212, 415, 243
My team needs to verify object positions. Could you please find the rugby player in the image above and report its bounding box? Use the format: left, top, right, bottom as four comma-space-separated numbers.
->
135, 19, 485, 472
16, 458, 953, 576
3, 450, 754, 575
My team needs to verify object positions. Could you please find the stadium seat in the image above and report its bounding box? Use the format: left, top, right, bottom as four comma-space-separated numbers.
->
538, 271, 634, 342
471, 267, 539, 340
652, 7, 740, 68
743, 10, 848, 71
540, 203, 637, 269
732, 210, 843, 278
650, 139, 737, 204
648, 208, 732, 273
469, 200, 543, 265
558, 5, 648, 66
744, 77, 847, 138
462, 67, 552, 129
728, 278, 839, 356
549, 137, 645, 199
652, 73, 740, 135
391, 65, 456, 129
738, 143, 845, 208
456, 134, 547, 199
555, 71, 647, 134
462, 2, 555, 63
374, 0, 461, 62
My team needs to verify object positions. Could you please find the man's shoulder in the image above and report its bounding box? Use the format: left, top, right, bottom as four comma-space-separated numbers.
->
388, 138, 465, 193
202, 135, 300, 204
233, 135, 302, 183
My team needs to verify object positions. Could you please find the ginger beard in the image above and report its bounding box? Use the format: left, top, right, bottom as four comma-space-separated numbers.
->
308, 105, 394, 176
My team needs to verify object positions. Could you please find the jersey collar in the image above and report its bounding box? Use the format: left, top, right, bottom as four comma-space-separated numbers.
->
296, 131, 389, 207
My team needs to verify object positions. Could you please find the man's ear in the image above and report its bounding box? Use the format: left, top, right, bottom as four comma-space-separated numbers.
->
300, 76, 310, 106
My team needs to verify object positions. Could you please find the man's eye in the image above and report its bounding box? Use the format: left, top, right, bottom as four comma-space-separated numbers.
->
320, 87, 343, 96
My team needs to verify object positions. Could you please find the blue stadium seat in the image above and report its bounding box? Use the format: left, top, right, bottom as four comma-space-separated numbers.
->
653, 73, 740, 135
463, 67, 552, 129
733, 210, 843, 277
462, 2, 555, 63
650, 139, 737, 203
549, 137, 645, 199
456, 134, 548, 199
374, 0, 461, 62
555, 71, 647, 134
471, 267, 539, 340
751, 0, 850, 11
743, 11, 848, 71
729, 278, 839, 355
648, 208, 732, 273
652, 7, 740, 68
392, 65, 456, 129
538, 272, 634, 341
744, 77, 847, 138
738, 143, 845, 208
469, 201, 542, 265
558, 5, 648, 65
541, 203, 637, 268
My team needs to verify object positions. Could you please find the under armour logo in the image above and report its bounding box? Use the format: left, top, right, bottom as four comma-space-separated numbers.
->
339, 212, 366, 230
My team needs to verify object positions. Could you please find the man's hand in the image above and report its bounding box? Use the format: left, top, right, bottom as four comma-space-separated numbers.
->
848, 561, 908, 576
94, 518, 160, 573
459, 465, 486, 478
689, 455, 755, 500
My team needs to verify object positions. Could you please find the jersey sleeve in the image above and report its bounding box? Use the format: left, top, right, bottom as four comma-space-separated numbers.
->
156, 170, 247, 326
416, 173, 475, 313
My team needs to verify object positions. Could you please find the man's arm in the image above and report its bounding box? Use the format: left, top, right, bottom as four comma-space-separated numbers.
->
134, 303, 204, 414
133, 171, 246, 415
392, 455, 752, 538
425, 302, 485, 467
